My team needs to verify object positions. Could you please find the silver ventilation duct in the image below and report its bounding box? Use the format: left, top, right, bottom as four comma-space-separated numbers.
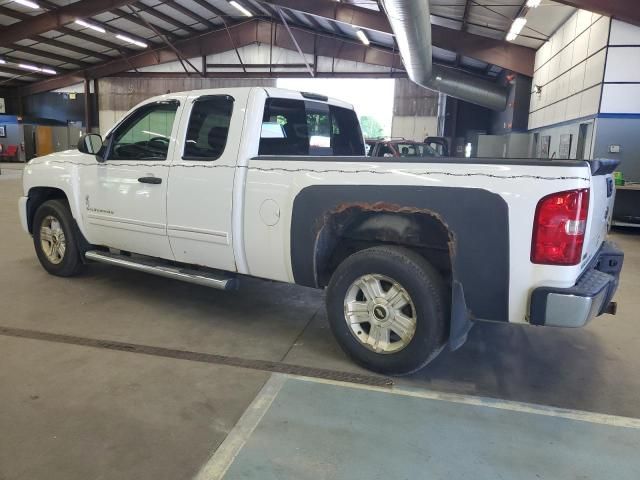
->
381, 0, 509, 111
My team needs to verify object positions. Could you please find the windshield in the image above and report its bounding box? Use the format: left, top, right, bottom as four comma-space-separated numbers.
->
395, 142, 440, 157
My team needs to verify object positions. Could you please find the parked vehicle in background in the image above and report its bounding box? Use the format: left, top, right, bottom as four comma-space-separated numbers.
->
424, 136, 449, 156
366, 138, 441, 158
19, 87, 623, 375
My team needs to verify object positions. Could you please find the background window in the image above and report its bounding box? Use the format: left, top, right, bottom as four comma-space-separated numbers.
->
184, 96, 234, 160
109, 102, 178, 160
307, 103, 331, 156
376, 145, 393, 157
258, 98, 365, 156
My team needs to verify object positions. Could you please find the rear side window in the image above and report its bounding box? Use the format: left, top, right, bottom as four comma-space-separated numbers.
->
330, 104, 365, 156
183, 95, 234, 161
258, 98, 364, 156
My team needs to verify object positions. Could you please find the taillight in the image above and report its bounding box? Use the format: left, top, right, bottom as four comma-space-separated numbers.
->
531, 189, 590, 265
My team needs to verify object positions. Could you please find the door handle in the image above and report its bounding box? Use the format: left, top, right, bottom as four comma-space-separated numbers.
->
138, 176, 162, 184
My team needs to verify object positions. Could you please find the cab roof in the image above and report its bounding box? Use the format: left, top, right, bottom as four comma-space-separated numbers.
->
142, 86, 355, 111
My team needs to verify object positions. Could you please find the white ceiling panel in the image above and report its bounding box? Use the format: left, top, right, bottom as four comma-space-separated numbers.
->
0, 14, 20, 26
181, 0, 225, 20
431, 2, 466, 22
135, 10, 190, 36
91, 11, 120, 23
4, 51, 66, 66
525, 3, 575, 38
153, 4, 207, 29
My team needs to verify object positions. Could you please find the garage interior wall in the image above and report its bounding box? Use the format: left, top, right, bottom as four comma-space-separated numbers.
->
98, 77, 276, 134
595, 20, 640, 181
529, 13, 640, 174
96, 43, 396, 134
529, 10, 609, 130
0, 115, 24, 162
391, 79, 439, 141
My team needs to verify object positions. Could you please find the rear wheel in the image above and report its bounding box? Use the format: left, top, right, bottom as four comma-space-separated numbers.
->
326, 246, 448, 375
33, 199, 84, 277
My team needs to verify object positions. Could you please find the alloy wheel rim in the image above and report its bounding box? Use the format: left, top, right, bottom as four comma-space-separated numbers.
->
40, 215, 66, 265
343, 274, 417, 354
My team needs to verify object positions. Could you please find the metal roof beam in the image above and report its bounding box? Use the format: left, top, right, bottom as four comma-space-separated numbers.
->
34, 36, 113, 61
187, 0, 227, 18
20, 17, 522, 95
107, 71, 408, 79
3, 45, 91, 68
0, 0, 139, 48
32, 0, 174, 44
132, 2, 199, 35
162, 0, 218, 29
18, 19, 408, 94
0, 65, 46, 78
258, 0, 535, 75
455, 0, 472, 67
112, 7, 183, 39
0, 4, 130, 58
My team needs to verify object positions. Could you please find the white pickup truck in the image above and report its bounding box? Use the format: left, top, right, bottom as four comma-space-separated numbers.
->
19, 87, 623, 375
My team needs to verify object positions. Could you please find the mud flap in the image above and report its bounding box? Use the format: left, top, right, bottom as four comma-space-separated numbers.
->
449, 280, 473, 351
72, 219, 93, 263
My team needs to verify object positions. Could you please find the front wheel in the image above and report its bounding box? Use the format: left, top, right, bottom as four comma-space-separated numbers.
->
32, 199, 84, 277
326, 246, 448, 375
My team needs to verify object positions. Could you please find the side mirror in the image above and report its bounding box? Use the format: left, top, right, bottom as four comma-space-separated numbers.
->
78, 133, 103, 158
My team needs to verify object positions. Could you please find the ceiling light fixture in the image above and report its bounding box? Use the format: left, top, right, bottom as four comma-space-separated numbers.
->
17, 64, 56, 74
115, 34, 148, 48
12, 0, 40, 9
506, 17, 527, 42
18, 64, 40, 71
356, 30, 370, 46
229, 1, 252, 17
526, 0, 542, 7
75, 19, 106, 34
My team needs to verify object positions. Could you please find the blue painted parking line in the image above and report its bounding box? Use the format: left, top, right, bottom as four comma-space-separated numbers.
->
197, 375, 640, 480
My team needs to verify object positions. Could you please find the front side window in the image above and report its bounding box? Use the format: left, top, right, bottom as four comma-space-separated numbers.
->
184, 95, 234, 161
108, 101, 178, 161
258, 98, 365, 156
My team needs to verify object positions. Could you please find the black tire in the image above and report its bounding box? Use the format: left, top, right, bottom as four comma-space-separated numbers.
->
32, 199, 84, 277
326, 246, 448, 376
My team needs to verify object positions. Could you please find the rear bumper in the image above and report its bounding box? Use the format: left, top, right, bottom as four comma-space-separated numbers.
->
529, 241, 623, 327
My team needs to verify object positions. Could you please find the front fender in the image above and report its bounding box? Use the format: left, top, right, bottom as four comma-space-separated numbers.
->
23, 151, 91, 239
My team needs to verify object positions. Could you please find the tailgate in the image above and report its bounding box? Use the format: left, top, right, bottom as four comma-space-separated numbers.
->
584, 159, 619, 267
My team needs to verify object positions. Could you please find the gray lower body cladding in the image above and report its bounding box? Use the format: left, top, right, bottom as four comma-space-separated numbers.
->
290, 185, 510, 323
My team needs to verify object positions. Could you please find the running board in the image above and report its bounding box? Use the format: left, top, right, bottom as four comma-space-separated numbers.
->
85, 250, 237, 290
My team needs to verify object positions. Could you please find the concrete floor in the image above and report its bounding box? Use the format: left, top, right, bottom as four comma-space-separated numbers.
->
1, 166, 640, 479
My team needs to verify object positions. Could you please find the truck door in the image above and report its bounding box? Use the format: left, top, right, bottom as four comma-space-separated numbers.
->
82, 100, 180, 259
166, 93, 239, 271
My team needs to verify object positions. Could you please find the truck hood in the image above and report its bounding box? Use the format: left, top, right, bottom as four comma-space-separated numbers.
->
27, 149, 78, 166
